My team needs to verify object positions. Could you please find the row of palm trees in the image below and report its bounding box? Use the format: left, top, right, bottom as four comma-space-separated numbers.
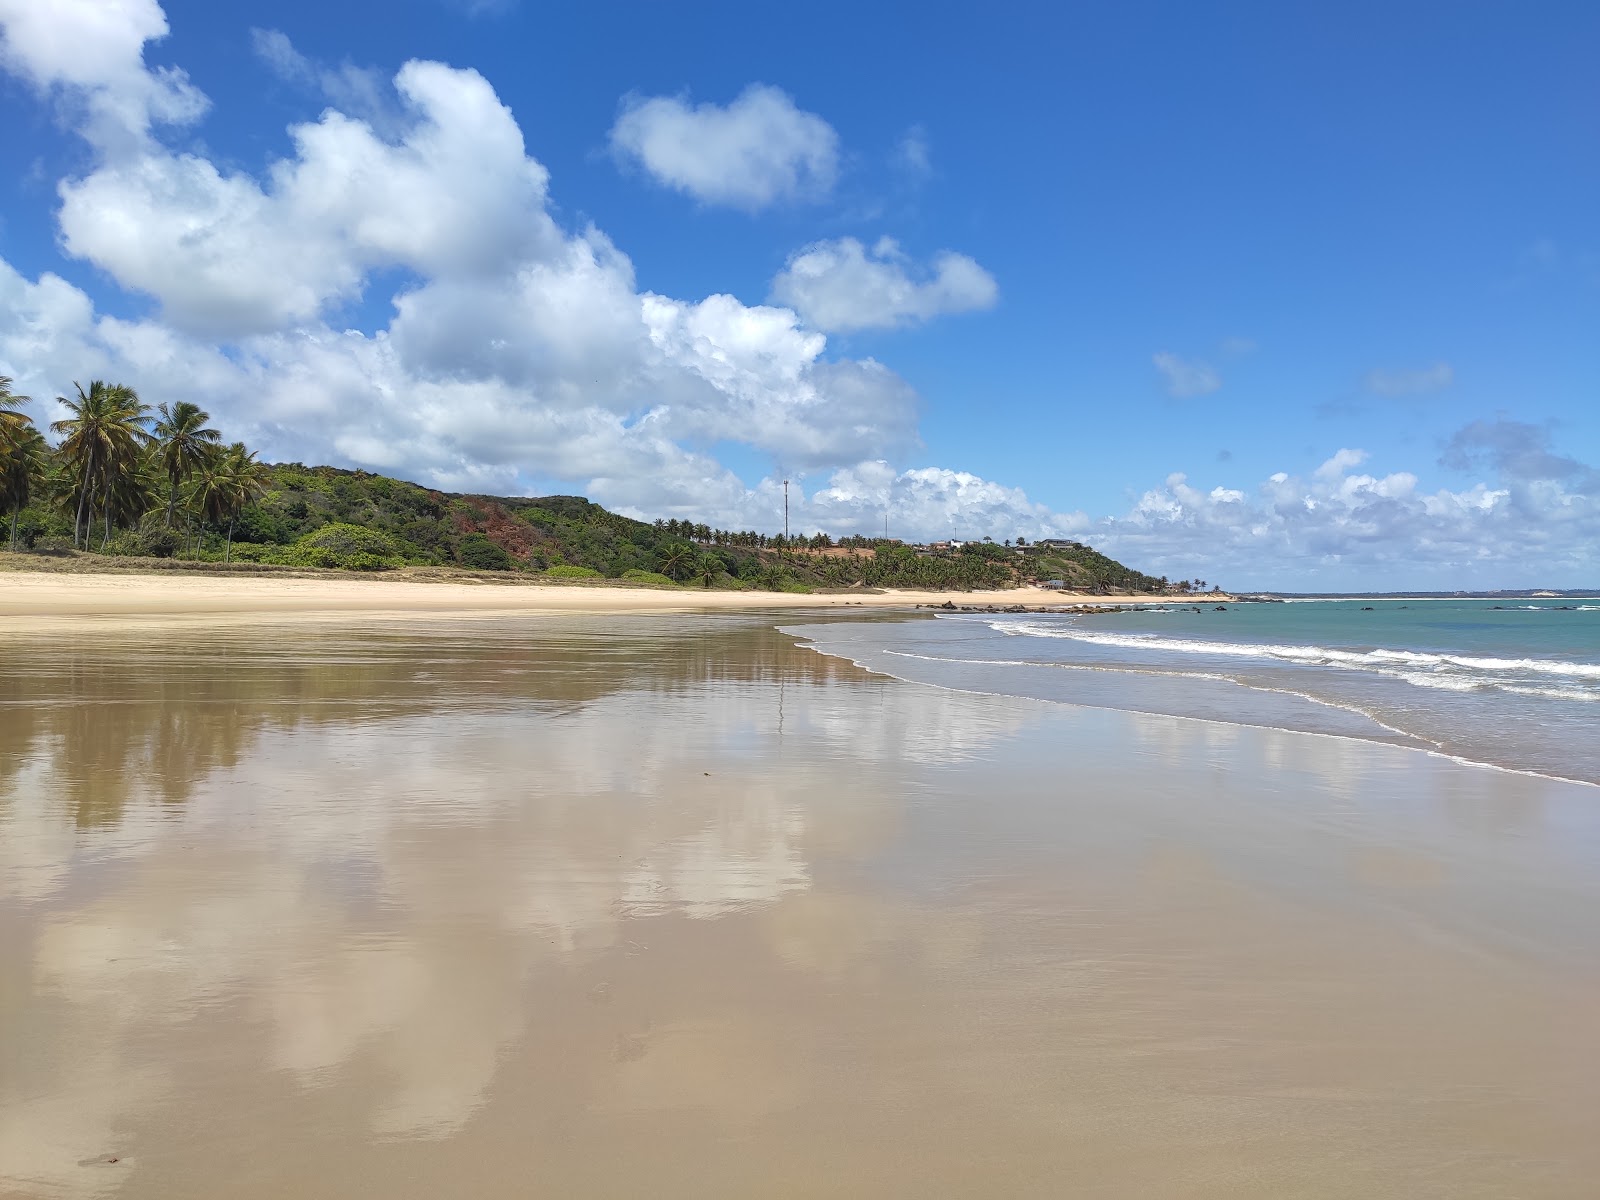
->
0, 376, 271, 559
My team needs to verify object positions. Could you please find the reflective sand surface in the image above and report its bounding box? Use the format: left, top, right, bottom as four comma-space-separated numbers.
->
2, 614, 1599, 1198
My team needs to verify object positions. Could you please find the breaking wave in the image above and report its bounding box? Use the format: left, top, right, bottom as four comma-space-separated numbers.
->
985, 621, 1600, 697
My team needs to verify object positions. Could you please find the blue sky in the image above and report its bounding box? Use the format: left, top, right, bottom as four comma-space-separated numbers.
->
0, 0, 1595, 587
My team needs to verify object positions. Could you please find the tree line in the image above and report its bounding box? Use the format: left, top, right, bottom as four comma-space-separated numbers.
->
2, 376, 1177, 593
0, 377, 269, 559
652, 518, 849, 550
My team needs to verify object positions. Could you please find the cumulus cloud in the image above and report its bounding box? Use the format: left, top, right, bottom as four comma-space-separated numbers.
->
57, 59, 562, 337
608, 84, 838, 211
803, 462, 1087, 541
0, 0, 206, 150
1365, 362, 1453, 396
770, 237, 998, 333
1152, 351, 1221, 398
0, 31, 924, 508
0, 255, 919, 504
1086, 435, 1599, 588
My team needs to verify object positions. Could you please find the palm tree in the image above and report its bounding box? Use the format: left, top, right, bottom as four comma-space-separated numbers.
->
186, 442, 269, 561
107, 447, 161, 537
186, 454, 233, 554
696, 553, 720, 588
218, 443, 270, 561
1, 422, 47, 551
152, 401, 221, 528
0, 375, 31, 439
657, 540, 694, 581
51, 381, 152, 549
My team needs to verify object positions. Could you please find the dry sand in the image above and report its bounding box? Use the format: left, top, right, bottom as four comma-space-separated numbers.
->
0, 567, 1149, 628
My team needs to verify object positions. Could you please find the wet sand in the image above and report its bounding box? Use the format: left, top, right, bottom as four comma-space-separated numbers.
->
2, 614, 1598, 1198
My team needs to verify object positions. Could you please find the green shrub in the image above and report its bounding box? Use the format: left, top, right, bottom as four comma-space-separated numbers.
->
299, 522, 395, 556
230, 523, 404, 570
457, 532, 513, 571
134, 525, 182, 558
619, 569, 677, 587
545, 564, 602, 580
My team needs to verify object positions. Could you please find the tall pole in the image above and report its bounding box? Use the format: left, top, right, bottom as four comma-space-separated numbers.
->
783, 479, 789, 544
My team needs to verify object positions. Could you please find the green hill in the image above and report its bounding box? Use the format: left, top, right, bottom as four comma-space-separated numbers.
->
8, 461, 1175, 594
1023, 540, 1173, 594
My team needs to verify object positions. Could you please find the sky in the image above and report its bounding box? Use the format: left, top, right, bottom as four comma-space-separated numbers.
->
0, 0, 1595, 589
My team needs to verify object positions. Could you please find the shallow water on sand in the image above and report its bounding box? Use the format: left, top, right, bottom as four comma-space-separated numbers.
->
784, 599, 1600, 784
3, 614, 1600, 1198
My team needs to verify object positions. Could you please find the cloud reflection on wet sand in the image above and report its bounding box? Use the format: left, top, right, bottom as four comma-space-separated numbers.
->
3, 614, 1599, 1198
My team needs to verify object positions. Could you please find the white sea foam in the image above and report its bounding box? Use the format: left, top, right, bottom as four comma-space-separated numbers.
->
883, 649, 1238, 684
990, 622, 1600, 682
785, 624, 1599, 787
1499, 684, 1600, 702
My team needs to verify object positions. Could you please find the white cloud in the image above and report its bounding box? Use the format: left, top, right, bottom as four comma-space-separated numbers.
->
770, 237, 998, 333
1365, 362, 1453, 396
1152, 351, 1220, 398
608, 84, 838, 211
1086, 439, 1599, 588
892, 125, 931, 179
57, 59, 561, 337
1439, 419, 1597, 488
801, 462, 1088, 542
250, 28, 401, 135
250, 26, 311, 82
0, 0, 206, 151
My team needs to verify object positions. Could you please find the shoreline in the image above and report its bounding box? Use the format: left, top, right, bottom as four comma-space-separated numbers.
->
790, 630, 1600, 792
5, 612, 1599, 1196
0, 564, 1170, 629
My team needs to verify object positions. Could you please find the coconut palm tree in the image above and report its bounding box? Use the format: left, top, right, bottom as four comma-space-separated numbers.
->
696, 553, 721, 588
186, 442, 270, 561
186, 454, 233, 554
657, 540, 694, 581
1, 421, 47, 551
0, 375, 30, 438
218, 443, 270, 561
51, 381, 152, 549
152, 401, 221, 528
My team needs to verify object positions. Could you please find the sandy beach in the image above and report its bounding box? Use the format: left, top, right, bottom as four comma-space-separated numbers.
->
0, 567, 1150, 628
3, 611, 1598, 1198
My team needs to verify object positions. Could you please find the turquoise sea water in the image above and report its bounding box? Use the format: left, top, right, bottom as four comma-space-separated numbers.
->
784, 599, 1600, 785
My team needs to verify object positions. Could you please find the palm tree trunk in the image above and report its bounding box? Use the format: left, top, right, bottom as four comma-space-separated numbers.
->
226, 516, 235, 563
8, 506, 16, 552
167, 481, 177, 529
74, 449, 93, 549
101, 472, 113, 551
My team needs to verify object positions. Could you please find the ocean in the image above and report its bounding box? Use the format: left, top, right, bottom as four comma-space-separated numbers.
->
783, 598, 1600, 786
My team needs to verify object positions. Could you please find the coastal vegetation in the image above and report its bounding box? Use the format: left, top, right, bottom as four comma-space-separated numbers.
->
0, 377, 1174, 594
